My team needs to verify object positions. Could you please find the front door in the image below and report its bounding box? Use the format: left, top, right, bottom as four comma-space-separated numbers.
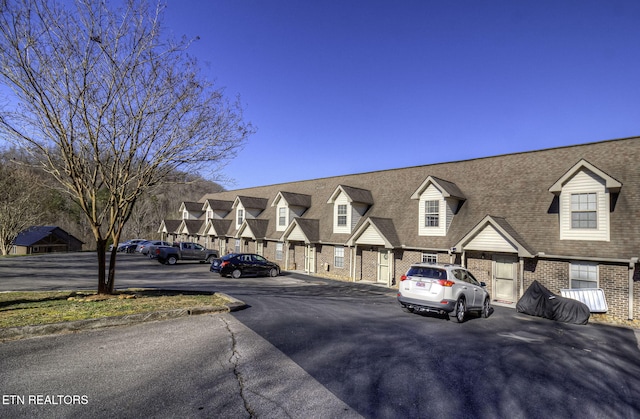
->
305, 245, 316, 273
378, 250, 389, 284
494, 255, 517, 303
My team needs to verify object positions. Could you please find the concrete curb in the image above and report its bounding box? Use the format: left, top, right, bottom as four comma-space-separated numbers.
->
0, 292, 247, 342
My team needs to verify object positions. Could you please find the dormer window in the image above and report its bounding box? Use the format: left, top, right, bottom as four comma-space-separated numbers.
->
337, 204, 347, 226
326, 185, 373, 234
425, 200, 440, 227
237, 208, 244, 227
571, 193, 597, 229
232, 196, 268, 230
411, 176, 464, 237
549, 159, 621, 242
271, 191, 311, 232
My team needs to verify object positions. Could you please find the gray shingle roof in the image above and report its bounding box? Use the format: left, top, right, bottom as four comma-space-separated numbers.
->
160, 220, 181, 234
182, 202, 203, 212
14, 226, 83, 246
204, 199, 233, 212
236, 196, 268, 210
279, 191, 312, 208
196, 137, 640, 260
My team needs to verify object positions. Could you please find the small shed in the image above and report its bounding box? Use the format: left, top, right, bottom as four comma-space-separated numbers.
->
12, 226, 84, 255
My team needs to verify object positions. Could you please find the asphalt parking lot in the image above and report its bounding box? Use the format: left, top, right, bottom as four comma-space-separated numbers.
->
2, 252, 640, 418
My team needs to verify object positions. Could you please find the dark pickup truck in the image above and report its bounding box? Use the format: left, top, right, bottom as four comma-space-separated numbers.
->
156, 242, 219, 265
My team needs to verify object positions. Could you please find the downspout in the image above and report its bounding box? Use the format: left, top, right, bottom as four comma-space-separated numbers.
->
519, 257, 525, 299
351, 245, 357, 282
284, 240, 290, 271
388, 248, 393, 287
629, 258, 638, 320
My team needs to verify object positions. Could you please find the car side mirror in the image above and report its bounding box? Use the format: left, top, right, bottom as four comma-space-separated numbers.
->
480, 282, 487, 287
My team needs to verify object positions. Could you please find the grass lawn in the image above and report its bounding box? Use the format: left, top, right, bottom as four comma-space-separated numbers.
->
0, 289, 232, 328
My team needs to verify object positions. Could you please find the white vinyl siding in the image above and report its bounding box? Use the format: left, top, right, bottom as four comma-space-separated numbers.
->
287, 224, 306, 241
418, 185, 447, 237
465, 225, 517, 253
570, 262, 598, 288
559, 170, 609, 241
356, 224, 385, 246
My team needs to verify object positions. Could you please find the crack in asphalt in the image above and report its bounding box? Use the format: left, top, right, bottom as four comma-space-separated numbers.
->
221, 317, 255, 418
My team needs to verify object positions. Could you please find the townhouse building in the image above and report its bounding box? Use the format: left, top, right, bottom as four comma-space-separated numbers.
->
158, 137, 640, 321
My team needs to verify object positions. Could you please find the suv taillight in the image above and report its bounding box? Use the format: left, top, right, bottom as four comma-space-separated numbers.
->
221, 261, 229, 268
400, 275, 408, 281
437, 279, 455, 287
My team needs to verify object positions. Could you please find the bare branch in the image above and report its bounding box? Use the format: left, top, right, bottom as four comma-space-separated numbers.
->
0, 0, 251, 292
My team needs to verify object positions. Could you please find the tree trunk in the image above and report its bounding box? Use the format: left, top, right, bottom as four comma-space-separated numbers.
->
96, 239, 112, 294
107, 245, 118, 294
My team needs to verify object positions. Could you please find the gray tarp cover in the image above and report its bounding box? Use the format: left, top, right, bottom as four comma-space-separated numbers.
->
516, 280, 590, 325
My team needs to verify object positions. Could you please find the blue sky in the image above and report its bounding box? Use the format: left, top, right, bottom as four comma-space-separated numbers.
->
169, 1, 639, 189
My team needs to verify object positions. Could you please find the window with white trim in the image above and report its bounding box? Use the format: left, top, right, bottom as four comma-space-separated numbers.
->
334, 246, 344, 268
275, 242, 283, 261
337, 205, 347, 226
278, 207, 287, 227
234, 239, 241, 253
421, 253, 437, 264
571, 193, 597, 229
424, 200, 439, 227
237, 208, 244, 226
570, 262, 598, 288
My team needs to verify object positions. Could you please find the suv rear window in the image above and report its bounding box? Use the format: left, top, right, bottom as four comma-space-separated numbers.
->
406, 266, 447, 280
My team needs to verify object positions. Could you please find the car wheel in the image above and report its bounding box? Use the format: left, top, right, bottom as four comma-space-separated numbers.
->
167, 256, 177, 265
231, 269, 241, 279
481, 297, 490, 318
206, 256, 214, 264
269, 268, 279, 277
454, 297, 466, 323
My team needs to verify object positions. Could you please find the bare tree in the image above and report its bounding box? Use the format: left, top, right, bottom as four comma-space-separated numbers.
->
0, 153, 45, 255
0, 0, 251, 293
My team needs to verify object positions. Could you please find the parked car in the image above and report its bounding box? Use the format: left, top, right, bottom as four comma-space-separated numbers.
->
156, 242, 219, 265
142, 240, 172, 257
117, 239, 146, 253
210, 253, 280, 278
397, 263, 491, 322
135, 240, 152, 253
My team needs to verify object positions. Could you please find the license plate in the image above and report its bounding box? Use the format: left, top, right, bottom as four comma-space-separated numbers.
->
416, 281, 425, 287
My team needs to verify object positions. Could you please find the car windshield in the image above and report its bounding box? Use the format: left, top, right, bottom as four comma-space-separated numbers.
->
407, 267, 446, 279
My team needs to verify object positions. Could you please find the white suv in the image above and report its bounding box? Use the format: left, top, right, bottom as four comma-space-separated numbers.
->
397, 263, 491, 322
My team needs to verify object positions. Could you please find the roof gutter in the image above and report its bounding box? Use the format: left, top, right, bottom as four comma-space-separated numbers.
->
630, 258, 639, 320
536, 252, 636, 265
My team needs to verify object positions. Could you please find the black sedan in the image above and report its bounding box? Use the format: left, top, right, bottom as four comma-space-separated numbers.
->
210, 253, 280, 278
